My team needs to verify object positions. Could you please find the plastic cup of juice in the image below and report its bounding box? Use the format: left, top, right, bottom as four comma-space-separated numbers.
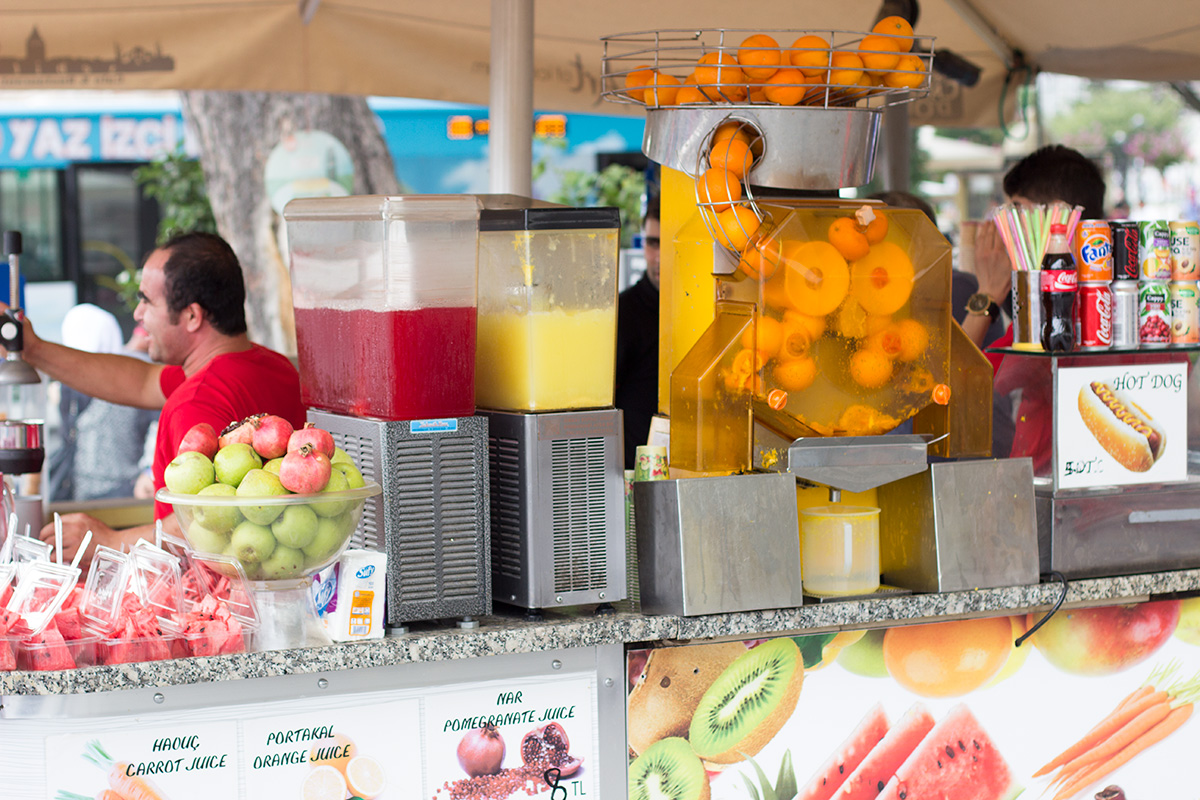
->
799, 505, 881, 596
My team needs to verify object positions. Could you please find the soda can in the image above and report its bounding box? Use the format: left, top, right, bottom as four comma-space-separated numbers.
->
1138, 280, 1171, 347
1169, 220, 1200, 281
1138, 220, 1172, 281
1111, 281, 1139, 348
1168, 280, 1200, 346
1074, 220, 1113, 282
1109, 220, 1140, 280
1074, 282, 1112, 350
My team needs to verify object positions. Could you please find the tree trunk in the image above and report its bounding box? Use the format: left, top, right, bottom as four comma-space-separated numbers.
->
180, 92, 399, 354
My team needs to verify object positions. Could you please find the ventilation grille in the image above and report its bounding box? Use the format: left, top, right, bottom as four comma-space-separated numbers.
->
550, 436, 609, 592
392, 437, 437, 603
438, 436, 482, 600
488, 435, 524, 580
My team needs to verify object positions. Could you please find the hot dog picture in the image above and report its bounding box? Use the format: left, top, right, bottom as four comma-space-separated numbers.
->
1077, 381, 1166, 472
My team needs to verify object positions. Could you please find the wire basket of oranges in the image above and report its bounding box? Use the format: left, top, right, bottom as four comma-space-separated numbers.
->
601, 20, 934, 112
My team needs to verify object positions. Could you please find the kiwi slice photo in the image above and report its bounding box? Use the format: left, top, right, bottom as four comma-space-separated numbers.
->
628, 737, 711, 800
687, 637, 804, 765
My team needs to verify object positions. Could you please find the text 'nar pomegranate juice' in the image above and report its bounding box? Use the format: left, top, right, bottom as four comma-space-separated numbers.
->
295, 306, 477, 420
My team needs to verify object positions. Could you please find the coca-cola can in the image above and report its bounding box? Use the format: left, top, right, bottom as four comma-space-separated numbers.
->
1109, 220, 1140, 281
1169, 280, 1200, 346
1138, 280, 1171, 347
1074, 282, 1113, 350
1111, 281, 1139, 348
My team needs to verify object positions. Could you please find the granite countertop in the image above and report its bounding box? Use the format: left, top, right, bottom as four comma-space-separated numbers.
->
4, 568, 1198, 696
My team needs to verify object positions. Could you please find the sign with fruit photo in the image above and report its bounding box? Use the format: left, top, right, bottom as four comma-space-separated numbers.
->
47, 721, 239, 800
627, 598, 1200, 800
425, 674, 594, 800
241, 699, 413, 800
1053, 362, 1187, 489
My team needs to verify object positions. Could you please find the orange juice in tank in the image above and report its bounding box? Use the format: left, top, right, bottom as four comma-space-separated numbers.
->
475, 208, 621, 411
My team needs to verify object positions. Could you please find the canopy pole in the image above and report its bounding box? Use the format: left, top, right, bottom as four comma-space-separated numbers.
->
489, 0, 534, 196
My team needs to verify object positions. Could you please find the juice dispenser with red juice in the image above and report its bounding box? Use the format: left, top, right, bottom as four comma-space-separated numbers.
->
284, 196, 492, 631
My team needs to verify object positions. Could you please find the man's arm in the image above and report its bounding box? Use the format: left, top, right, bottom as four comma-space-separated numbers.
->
6, 310, 166, 409
962, 223, 1014, 349
38, 513, 180, 568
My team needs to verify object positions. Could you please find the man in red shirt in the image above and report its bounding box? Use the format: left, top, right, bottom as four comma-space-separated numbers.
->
6, 232, 306, 565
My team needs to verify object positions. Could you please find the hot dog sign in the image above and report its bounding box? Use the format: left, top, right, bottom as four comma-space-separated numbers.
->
1055, 362, 1188, 489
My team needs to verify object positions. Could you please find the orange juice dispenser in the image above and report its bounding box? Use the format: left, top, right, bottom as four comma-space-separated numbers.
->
601, 28, 1035, 607
283, 195, 492, 632
474, 207, 626, 617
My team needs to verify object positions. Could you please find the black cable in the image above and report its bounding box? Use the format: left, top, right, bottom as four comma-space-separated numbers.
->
1015, 570, 1068, 648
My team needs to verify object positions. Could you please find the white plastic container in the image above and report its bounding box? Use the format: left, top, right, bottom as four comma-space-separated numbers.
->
800, 505, 881, 596
312, 549, 387, 642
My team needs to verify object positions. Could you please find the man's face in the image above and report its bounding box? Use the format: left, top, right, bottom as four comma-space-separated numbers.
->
133, 249, 188, 365
643, 217, 661, 290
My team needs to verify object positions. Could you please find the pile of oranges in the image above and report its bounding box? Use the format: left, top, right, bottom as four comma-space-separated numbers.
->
623, 17, 925, 109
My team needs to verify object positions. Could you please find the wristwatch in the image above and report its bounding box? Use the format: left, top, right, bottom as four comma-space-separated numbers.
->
965, 292, 1000, 322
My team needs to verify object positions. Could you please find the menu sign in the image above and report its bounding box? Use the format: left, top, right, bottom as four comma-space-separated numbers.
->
1054, 362, 1187, 488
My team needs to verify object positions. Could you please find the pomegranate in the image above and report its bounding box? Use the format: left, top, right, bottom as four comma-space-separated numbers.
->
278, 444, 333, 494
288, 422, 336, 457
456, 723, 505, 777
520, 722, 582, 777
177, 422, 219, 459
249, 414, 294, 459
218, 415, 259, 449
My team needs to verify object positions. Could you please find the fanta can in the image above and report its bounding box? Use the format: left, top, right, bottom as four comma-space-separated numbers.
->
1074, 219, 1113, 282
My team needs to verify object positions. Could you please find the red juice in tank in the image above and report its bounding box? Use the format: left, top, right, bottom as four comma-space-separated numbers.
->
295, 306, 477, 420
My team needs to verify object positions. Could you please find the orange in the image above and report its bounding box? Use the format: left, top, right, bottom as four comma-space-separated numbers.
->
697, 167, 742, 212
773, 356, 818, 392
712, 121, 752, 147
788, 34, 831, 77
709, 137, 753, 180
883, 54, 925, 89
850, 242, 915, 315
748, 85, 770, 103
741, 315, 785, 358
695, 52, 745, 100
863, 211, 889, 244
310, 732, 357, 776
864, 327, 903, 359
858, 34, 901, 73
739, 236, 782, 281
827, 217, 870, 261
727, 347, 766, 394
714, 205, 761, 251
644, 71, 682, 106
777, 323, 813, 360
873, 15, 915, 52
829, 51, 865, 86
882, 617, 1013, 697
624, 65, 654, 102
763, 68, 809, 106
675, 85, 708, 105
849, 348, 893, 388
345, 756, 386, 800
834, 297, 870, 339
837, 403, 899, 435
893, 318, 929, 361
782, 309, 827, 340
302, 766, 349, 800
781, 240, 850, 316
737, 34, 782, 82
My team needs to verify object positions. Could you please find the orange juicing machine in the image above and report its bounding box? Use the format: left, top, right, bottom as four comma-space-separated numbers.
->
600, 28, 1036, 606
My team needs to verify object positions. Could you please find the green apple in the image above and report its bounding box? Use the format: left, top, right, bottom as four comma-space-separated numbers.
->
236, 468, 289, 525
331, 446, 353, 466
194, 482, 239, 532
214, 442, 262, 487
186, 519, 231, 555
309, 468, 350, 517
259, 544, 305, 580
262, 457, 284, 476
331, 460, 366, 490
1174, 597, 1200, 646
272, 504, 318, 549
230, 519, 276, 564
302, 512, 352, 566
836, 629, 889, 678
164, 451, 215, 494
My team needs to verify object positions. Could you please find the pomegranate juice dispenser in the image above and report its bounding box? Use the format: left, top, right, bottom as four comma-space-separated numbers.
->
0, 231, 46, 538
284, 195, 491, 631
474, 207, 626, 617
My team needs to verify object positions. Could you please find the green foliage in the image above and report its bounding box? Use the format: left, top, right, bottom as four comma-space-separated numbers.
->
740, 749, 797, 800
89, 240, 141, 313
549, 162, 646, 247
1048, 84, 1190, 172
133, 147, 218, 245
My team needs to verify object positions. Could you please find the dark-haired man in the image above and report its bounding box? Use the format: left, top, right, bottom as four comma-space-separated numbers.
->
3, 231, 306, 564
615, 197, 662, 469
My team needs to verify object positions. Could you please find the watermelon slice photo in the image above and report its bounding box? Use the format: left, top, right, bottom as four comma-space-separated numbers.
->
796, 703, 890, 800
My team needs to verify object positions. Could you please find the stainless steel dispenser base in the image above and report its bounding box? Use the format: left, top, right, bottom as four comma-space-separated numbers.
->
633, 472, 802, 616
878, 458, 1039, 593
1035, 475, 1200, 579
481, 408, 626, 612
306, 411, 491, 626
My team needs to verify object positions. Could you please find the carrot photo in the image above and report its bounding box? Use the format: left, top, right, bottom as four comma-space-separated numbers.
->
78, 740, 171, 800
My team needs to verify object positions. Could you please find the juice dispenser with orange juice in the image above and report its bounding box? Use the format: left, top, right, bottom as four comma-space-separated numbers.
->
473, 207, 627, 616
602, 28, 1036, 605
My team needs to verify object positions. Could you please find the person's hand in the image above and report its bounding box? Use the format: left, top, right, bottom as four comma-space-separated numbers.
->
38, 513, 117, 568
0, 300, 41, 358
133, 470, 156, 499
974, 222, 1014, 303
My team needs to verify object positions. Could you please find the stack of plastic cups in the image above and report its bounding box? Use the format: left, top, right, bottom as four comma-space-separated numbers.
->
623, 445, 669, 612
1168, 221, 1200, 348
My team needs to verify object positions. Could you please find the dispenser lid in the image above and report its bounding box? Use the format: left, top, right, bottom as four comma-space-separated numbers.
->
479, 206, 621, 232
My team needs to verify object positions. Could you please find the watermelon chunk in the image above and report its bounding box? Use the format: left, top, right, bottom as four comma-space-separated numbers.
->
0, 636, 16, 671
832, 703, 936, 800
877, 705, 1020, 800
17, 622, 76, 671
798, 703, 890, 800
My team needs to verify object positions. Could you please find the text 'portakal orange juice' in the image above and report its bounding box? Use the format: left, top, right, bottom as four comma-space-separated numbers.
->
474, 307, 616, 411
